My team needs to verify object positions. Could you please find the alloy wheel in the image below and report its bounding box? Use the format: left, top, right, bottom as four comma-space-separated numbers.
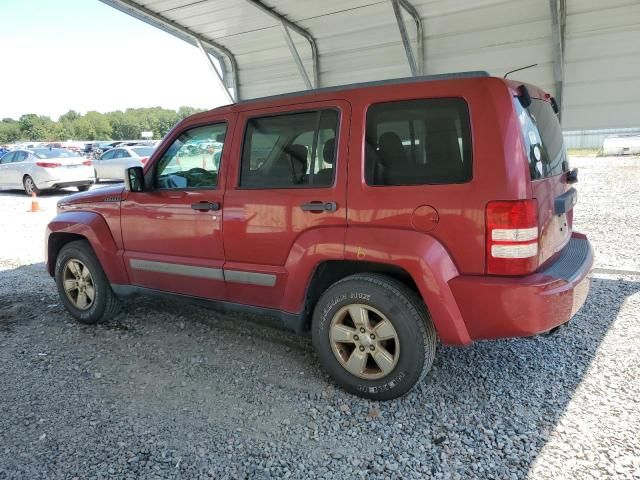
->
329, 304, 400, 380
62, 259, 95, 310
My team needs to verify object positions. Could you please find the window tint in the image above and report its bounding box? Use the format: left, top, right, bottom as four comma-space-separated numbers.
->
365, 98, 472, 185
100, 150, 116, 160
132, 147, 154, 157
240, 110, 338, 188
13, 151, 28, 162
155, 123, 226, 190
115, 149, 129, 159
32, 148, 78, 159
1, 152, 14, 164
514, 98, 567, 180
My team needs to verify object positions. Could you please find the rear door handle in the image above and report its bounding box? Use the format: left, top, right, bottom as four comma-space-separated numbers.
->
300, 201, 337, 212
191, 201, 221, 211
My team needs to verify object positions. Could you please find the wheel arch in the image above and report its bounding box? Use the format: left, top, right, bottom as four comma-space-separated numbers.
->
46, 211, 129, 285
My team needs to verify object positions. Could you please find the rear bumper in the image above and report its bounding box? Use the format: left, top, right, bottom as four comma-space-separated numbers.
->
449, 232, 593, 341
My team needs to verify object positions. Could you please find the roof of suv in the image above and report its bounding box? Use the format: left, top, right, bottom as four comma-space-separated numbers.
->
186, 71, 550, 123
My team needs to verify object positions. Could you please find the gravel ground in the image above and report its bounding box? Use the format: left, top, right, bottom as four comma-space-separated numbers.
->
1, 158, 639, 479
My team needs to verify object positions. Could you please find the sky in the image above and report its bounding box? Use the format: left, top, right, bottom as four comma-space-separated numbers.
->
0, 0, 229, 120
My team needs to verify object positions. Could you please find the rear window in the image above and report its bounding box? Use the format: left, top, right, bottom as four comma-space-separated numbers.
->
514, 98, 567, 180
32, 148, 79, 159
132, 147, 154, 157
365, 98, 472, 186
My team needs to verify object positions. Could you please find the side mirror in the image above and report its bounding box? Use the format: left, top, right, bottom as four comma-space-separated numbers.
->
124, 166, 145, 192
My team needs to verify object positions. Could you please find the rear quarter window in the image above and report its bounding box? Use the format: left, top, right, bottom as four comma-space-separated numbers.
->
365, 98, 472, 186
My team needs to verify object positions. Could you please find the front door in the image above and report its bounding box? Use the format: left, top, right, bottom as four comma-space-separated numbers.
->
120, 118, 233, 300
222, 101, 350, 310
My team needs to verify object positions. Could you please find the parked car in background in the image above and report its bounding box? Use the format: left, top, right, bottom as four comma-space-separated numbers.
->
93, 146, 155, 181
602, 135, 640, 156
0, 148, 94, 195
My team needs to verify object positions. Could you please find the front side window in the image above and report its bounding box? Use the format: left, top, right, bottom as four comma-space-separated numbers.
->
155, 123, 226, 190
1, 152, 15, 164
365, 98, 472, 185
240, 110, 338, 188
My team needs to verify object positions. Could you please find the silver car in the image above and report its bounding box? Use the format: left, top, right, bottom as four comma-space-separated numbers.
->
0, 148, 94, 195
93, 146, 155, 181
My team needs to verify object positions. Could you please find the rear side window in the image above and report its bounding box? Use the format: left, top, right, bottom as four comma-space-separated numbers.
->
514, 98, 567, 180
365, 98, 472, 186
240, 110, 338, 188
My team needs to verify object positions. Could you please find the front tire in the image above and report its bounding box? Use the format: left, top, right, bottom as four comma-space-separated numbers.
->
312, 274, 437, 400
23, 175, 40, 195
55, 240, 120, 324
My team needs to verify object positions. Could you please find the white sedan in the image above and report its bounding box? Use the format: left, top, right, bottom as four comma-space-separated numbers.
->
93, 146, 155, 181
0, 148, 94, 195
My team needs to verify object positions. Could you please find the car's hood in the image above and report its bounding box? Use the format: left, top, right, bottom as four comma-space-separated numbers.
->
57, 185, 125, 207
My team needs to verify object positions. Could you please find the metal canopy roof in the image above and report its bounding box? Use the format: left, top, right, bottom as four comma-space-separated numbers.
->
100, 0, 640, 130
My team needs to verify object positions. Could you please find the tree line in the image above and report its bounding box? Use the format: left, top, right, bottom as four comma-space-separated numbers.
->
0, 106, 205, 143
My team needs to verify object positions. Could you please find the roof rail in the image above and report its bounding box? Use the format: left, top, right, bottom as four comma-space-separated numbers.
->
236, 71, 491, 105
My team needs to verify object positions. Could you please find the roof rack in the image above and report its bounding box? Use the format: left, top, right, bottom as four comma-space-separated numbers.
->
235, 71, 491, 105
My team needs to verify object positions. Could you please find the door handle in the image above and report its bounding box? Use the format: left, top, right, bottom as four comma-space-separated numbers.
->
300, 201, 337, 212
191, 201, 221, 211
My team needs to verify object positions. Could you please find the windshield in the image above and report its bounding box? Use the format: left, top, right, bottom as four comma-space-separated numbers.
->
32, 148, 80, 159
514, 98, 567, 180
131, 147, 154, 157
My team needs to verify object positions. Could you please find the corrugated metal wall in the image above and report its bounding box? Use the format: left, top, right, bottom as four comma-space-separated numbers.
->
106, 0, 640, 131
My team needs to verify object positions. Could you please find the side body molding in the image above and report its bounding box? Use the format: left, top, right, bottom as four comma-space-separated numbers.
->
45, 211, 129, 285
345, 228, 471, 346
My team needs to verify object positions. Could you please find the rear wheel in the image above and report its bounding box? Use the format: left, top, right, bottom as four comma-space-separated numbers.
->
312, 273, 437, 400
23, 175, 40, 195
55, 240, 120, 324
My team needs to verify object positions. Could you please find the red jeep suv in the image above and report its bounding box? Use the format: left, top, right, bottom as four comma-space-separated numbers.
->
46, 72, 593, 400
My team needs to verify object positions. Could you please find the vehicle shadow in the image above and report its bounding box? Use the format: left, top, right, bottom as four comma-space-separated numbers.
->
1, 262, 638, 477
0, 181, 122, 198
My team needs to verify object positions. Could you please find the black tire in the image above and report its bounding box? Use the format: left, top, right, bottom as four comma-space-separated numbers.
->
23, 175, 40, 195
77, 185, 91, 192
55, 240, 120, 324
312, 273, 437, 400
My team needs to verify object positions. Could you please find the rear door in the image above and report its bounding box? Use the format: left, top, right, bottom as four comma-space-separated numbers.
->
222, 101, 350, 310
8, 151, 29, 186
0, 152, 16, 187
514, 98, 572, 266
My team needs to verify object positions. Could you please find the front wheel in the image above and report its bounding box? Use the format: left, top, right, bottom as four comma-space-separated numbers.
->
55, 240, 120, 324
312, 273, 437, 400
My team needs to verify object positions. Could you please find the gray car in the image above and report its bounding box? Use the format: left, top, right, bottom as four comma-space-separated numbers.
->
93, 146, 155, 181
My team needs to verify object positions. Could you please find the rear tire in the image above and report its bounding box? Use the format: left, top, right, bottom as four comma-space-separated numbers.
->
312, 273, 437, 400
55, 240, 120, 324
23, 175, 40, 195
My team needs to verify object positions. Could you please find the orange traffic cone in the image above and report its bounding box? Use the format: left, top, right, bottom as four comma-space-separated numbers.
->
30, 192, 40, 212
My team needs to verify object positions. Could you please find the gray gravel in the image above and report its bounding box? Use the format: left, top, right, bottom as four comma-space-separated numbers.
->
1, 157, 639, 479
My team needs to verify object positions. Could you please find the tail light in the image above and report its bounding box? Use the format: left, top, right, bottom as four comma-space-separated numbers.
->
36, 162, 61, 168
140, 157, 149, 165
82, 160, 92, 166
486, 199, 539, 276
